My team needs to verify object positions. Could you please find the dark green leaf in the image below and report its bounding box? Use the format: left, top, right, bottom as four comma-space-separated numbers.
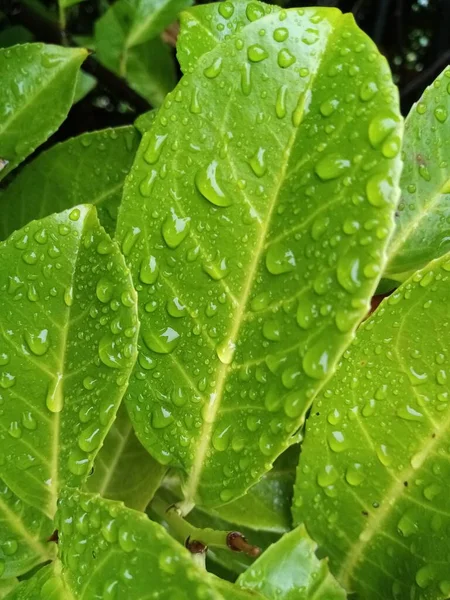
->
295, 252, 450, 599
0, 43, 87, 180
4, 563, 61, 599
0, 27, 34, 48
85, 404, 167, 510
117, 5, 402, 509
94, 0, 183, 106
55, 490, 224, 599
177, 0, 279, 74
212, 445, 298, 533
0, 481, 54, 578
0, 127, 139, 239
0, 206, 138, 519
385, 66, 450, 282
0, 578, 18, 598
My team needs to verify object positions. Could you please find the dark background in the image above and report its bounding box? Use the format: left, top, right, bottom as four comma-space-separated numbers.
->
2, 0, 449, 142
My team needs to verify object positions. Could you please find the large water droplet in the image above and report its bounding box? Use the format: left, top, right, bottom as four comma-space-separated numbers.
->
98, 335, 126, 369
143, 327, 180, 354
195, 161, 230, 206
46, 374, 63, 413
249, 147, 267, 177
266, 243, 296, 274
216, 338, 236, 364
139, 255, 159, 284
247, 44, 268, 62
144, 133, 167, 164
24, 328, 49, 356
162, 208, 190, 248
315, 154, 350, 180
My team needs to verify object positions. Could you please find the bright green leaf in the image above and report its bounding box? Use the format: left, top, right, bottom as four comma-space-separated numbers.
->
0, 205, 138, 519
384, 66, 450, 282
117, 5, 402, 509
55, 489, 224, 599
0, 481, 54, 578
238, 525, 346, 599
0, 43, 87, 180
295, 252, 450, 599
177, 0, 278, 74
73, 70, 96, 104
85, 404, 167, 510
0, 126, 139, 239
135, 108, 157, 134
214, 577, 267, 599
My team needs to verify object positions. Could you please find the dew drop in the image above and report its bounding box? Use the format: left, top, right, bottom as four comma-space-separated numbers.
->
315, 154, 350, 180
24, 328, 49, 356
46, 374, 63, 413
247, 44, 268, 62
266, 243, 296, 274
249, 147, 267, 177
195, 161, 230, 206
216, 338, 236, 364
162, 208, 190, 248
143, 327, 180, 354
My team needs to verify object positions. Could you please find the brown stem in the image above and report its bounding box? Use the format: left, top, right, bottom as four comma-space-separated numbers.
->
227, 532, 261, 557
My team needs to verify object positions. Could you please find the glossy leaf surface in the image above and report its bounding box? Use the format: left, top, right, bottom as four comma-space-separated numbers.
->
73, 71, 96, 104
0, 43, 86, 180
212, 445, 298, 532
295, 252, 450, 599
135, 109, 157, 134
177, 0, 279, 74
95, 2, 179, 106
238, 525, 346, 599
56, 490, 224, 599
118, 6, 402, 508
0, 579, 18, 598
0, 206, 138, 518
5, 563, 63, 600
214, 577, 267, 599
385, 66, 450, 282
0, 480, 54, 578
0, 127, 139, 239
86, 404, 167, 510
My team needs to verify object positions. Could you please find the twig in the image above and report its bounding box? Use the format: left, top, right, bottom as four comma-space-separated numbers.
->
5, 1, 151, 112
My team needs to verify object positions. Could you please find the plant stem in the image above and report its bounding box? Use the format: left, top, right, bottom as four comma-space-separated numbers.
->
58, 3, 67, 43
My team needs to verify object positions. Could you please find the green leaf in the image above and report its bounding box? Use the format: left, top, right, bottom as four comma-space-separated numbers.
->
117, 5, 402, 509
59, 0, 86, 8
214, 577, 267, 599
0, 43, 87, 180
0, 27, 34, 48
294, 252, 450, 599
177, 0, 279, 74
0, 481, 54, 578
4, 563, 64, 600
0, 205, 138, 519
123, 0, 193, 49
211, 445, 298, 533
0, 126, 140, 240
385, 66, 450, 282
85, 404, 167, 510
95, 5, 176, 107
135, 109, 157, 134
0, 578, 18, 598
237, 525, 346, 599
73, 71, 96, 104
55, 489, 224, 599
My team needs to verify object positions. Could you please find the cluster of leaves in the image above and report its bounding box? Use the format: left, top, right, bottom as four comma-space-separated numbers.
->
0, 0, 449, 598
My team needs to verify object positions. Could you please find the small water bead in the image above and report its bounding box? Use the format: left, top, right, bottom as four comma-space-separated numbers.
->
78, 424, 101, 453
144, 133, 167, 164
317, 464, 338, 487
415, 564, 435, 589
376, 444, 392, 466
46, 374, 63, 413
327, 430, 348, 453
249, 147, 267, 177
266, 243, 296, 274
315, 154, 350, 180
139, 255, 158, 284
151, 405, 174, 429
368, 112, 399, 148
366, 173, 393, 207
277, 49, 296, 68
195, 161, 230, 206
24, 328, 49, 356
359, 79, 378, 101
262, 319, 281, 341
251, 291, 271, 311
202, 255, 229, 280
247, 44, 268, 62
216, 338, 236, 364
345, 463, 365, 486
69, 208, 81, 221
337, 250, 361, 293
96, 278, 114, 303
246, 2, 265, 21
143, 327, 180, 354
139, 169, 157, 197
22, 411, 37, 430
3, 540, 18, 556
162, 209, 190, 248
204, 57, 223, 79
275, 84, 287, 119
8, 422, 22, 439
418, 164, 431, 181
166, 297, 187, 318
218, 1, 234, 18
0, 353, 9, 366
320, 98, 339, 117
212, 424, 231, 451
273, 27, 288, 42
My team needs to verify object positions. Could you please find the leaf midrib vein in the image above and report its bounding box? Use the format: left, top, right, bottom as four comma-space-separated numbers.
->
182, 15, 344, 506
